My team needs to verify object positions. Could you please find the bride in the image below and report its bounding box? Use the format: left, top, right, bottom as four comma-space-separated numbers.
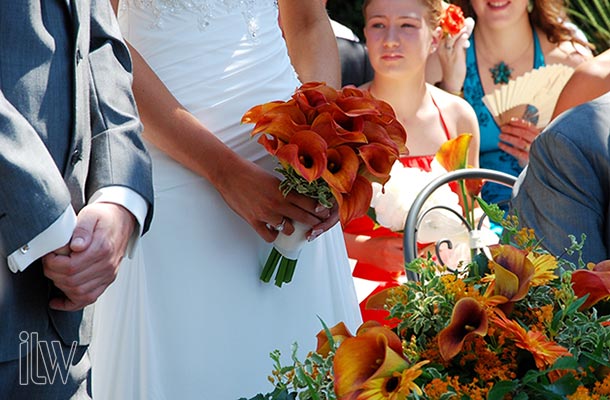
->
89, 1, 362, 399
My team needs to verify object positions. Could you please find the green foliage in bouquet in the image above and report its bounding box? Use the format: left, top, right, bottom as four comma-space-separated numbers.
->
244, 200, 610, 400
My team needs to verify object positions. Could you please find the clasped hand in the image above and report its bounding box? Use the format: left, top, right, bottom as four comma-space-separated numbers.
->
42, 202, 136, 311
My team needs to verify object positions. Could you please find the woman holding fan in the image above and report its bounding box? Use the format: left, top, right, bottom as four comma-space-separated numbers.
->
430, 0, 591, 206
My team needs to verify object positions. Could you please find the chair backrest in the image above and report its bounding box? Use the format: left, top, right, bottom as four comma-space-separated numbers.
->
402, 168, 518, 280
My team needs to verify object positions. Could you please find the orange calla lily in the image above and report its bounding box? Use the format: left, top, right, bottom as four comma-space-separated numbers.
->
293, 81, 338, 119
571, 265, 610, 310
362, 121, 402, 155
490, 244, 535, 304
382, 119, 408, 155
438, 297, 488, 361
436, 133, 472, 171
333, 175, 373, 226
322, 145, 360, 193
247, 102, 309, 141
241, 100, 286, 125
316, 322, 354, 357
311, 112, 367, 148
276, 130, 327, 182
358, 143, 399, 185
364, 287, 394, 311
334, 95, 384, 118
334, 323, 410, 400
435, 133, 482, 197
355, 320, 404, 354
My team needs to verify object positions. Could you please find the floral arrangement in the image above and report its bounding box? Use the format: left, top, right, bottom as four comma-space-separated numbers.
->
242, 82, 407, 287
440, 4, 465, 37
242, 204, 610, 400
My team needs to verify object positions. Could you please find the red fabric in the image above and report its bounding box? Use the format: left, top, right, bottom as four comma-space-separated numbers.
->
399, 154, 434, 171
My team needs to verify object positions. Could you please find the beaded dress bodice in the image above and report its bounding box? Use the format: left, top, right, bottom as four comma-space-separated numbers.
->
119, 0, 277, 34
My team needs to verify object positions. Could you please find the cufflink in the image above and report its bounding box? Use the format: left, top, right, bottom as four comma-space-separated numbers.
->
20, 244, 29, 254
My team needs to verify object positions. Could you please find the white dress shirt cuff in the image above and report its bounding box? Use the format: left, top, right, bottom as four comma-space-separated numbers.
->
7, 206, 76, 273
89, 186, 148, 258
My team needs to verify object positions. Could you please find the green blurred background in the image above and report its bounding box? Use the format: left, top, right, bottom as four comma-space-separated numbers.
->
326, 0, 610, 53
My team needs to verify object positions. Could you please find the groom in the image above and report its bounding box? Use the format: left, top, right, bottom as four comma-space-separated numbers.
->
0, 1, 153, 398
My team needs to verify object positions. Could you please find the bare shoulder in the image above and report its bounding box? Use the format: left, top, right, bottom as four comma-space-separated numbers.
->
428, 84, 476, 120
541, 35, 593, 68
573, 49, 610, 79
428, 84, 479, 135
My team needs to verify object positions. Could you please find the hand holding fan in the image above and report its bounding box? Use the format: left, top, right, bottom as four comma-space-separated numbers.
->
482, 64, 575, 128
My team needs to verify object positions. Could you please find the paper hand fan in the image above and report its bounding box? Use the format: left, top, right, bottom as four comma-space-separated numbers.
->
482, 64, 574, 128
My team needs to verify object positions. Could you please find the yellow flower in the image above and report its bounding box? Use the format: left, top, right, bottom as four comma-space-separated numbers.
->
528, 253, 558, 286
357, 360, 429, 400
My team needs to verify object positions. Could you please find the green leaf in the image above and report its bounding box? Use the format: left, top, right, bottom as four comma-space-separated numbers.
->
488, 380, 519, 400
543, 372, 580, 396
550, 356, 579, 371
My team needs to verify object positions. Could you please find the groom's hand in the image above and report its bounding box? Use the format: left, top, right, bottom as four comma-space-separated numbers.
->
42, 202, 136, 311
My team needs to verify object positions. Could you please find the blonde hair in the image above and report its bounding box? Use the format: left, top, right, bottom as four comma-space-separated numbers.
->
362, 0, 443, 29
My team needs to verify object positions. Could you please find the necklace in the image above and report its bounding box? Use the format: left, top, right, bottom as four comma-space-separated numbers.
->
476, 31, 534, 86
490, 61, 513, 84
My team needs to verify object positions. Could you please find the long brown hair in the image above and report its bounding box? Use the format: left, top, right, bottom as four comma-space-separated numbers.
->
450, 0, 590, 48
362, 0, 443, 29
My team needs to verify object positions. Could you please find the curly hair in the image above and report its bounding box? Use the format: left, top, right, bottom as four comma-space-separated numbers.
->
450, 0, 589, 47
362, 0, 443, 29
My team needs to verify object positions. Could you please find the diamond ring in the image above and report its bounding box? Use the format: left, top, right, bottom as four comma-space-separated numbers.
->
266, 218, 286, 232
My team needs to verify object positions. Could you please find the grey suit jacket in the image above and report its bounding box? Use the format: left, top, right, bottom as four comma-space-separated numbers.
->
511, 92, 610, 266
0, 0, 153, 361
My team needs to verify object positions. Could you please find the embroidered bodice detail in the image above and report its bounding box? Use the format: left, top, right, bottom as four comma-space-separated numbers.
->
119, 0, 277, 35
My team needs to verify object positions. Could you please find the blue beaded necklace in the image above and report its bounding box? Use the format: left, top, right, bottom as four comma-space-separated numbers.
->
490, 61, 513, 84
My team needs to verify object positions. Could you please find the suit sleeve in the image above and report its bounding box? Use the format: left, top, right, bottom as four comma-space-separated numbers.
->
511, 110, 609, 264
0, 92, 73, 259
85, 0, 154, 233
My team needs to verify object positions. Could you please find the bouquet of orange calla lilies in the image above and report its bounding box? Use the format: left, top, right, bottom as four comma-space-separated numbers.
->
242, 82, 407, 287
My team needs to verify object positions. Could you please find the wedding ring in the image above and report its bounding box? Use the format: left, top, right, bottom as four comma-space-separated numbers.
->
524, 144, 530, 152
267, 217, 286, 232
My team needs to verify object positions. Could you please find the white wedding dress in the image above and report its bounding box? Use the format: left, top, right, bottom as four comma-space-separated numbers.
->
89, 1, 361, 399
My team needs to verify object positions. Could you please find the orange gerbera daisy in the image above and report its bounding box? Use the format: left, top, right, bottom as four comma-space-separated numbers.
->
491, 310, 571, 370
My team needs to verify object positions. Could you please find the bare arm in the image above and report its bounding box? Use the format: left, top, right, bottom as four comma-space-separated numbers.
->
109, 0, 335, 241
552, 49, 610, 119
278, 0, 340, 88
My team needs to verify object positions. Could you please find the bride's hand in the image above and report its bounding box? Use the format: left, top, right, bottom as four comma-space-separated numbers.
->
216, 158, 333, 242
